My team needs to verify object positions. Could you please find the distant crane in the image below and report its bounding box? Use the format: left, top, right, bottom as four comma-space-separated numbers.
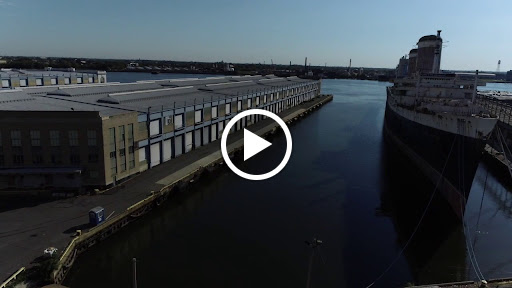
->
497, 60, 501, 72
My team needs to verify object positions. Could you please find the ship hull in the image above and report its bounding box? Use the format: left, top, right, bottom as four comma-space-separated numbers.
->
383, 100, 486, 220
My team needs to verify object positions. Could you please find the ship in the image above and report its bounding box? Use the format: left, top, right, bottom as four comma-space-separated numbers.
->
384, 30, 498, 220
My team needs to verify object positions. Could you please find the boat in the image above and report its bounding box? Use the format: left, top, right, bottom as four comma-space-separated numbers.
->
384, 30, 498, 220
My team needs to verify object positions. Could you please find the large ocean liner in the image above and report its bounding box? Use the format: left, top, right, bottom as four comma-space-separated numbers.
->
384, 30, 498, 220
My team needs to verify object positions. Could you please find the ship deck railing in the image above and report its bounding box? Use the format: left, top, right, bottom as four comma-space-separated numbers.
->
475, 95, 512, 125
389, 92, 494, 118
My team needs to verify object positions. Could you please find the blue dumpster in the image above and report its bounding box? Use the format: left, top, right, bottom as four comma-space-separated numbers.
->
89, 206, 105, 226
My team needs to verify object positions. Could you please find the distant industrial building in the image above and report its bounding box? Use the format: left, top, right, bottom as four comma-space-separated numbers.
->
0, 75, 321, 192
507, 70, 512, 82
0, 68, 107, 89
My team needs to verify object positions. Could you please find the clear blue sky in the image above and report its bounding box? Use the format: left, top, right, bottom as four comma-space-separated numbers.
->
0, 0, 510, 71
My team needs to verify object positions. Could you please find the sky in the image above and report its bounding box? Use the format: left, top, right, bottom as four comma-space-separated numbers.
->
0, 0, 510, 71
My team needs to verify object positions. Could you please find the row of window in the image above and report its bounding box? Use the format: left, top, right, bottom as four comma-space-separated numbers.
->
1, 77, 95, 88
0, 150, 99, 166
0, 130, 97, 148
142, 93, 313, 168
169, 89, 317, 130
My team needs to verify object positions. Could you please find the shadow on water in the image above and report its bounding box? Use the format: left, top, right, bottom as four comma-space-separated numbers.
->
62, 166, 233, 288
378, 127, 467, 286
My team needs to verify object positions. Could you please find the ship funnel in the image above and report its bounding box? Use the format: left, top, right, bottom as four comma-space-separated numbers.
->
432, 30, 443, 74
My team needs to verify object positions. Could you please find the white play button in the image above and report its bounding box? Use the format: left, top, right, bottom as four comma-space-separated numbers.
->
243, 129, 272, 161
221, 109, 292, 181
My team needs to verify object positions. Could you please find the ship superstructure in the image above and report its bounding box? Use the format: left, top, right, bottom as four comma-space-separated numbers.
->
385, 31, 498, 219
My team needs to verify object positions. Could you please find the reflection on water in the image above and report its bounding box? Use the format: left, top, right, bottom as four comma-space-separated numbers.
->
379, 130, 467, 285
65, 76, 512, 287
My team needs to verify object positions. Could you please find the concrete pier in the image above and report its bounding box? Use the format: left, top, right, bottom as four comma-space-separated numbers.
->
0, 94, 332, 286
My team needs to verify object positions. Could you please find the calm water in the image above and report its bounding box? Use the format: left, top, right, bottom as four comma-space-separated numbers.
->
480, 82, 512, 93
65, 74, 512, 287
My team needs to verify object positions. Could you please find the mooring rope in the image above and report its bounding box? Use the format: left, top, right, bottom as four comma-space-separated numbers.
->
459, 134, 485, 281
365, 136, 457, 288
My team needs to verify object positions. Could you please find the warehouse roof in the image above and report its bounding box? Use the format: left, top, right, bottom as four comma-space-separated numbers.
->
0, 68, 104, 78
0, 75, 317, 116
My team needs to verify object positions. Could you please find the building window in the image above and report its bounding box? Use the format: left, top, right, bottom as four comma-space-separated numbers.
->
195, 109, 203, 124
11, 130, 21, 147
89, 77, 93, 83
237, 101, 242, 111
36, 79, 43, 86
88, 153, 99, 163
120, 159, 126, 172
127, 123, 134, 169
256, 97, 260, 106
109, 127, 116, 151
13, 154, 24, 165
77, 77, 83, 84
127, 124, 134, 141
30, 130, 41, 146
70, 147, 80, 164
65, 78, 70, 84
51, 147, 61, 164
50, 130, 60, 146
248, 98, 252, 108
212, 106, 218, 119
1, 79, 9, 88
111, 157, 117, 175
32, 148, 43, 164
264, 95, 267, 103
225, 103, 231, 115
129, 152, 135, 169
109, 127, 117, 174
271, 93, 274, 101
51, 78, 57, 85
69, 130, 79, 146
174, 114, 184, 129
87, 130, 97, 146
70, 154, 80, 164
119, 125, 125, 141
19, 79, 27, 87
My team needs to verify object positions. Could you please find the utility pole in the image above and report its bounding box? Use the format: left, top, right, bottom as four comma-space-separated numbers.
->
132, 258, 138, 288
305, 238, 324, 288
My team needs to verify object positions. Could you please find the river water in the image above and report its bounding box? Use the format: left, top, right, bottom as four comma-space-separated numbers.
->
65, 73, 512, 287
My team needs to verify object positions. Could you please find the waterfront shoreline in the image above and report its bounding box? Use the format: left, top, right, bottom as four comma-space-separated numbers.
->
1, 95, 333, 287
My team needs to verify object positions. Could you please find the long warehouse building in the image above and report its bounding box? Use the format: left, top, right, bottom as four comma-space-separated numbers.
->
0, 75, 321, 192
